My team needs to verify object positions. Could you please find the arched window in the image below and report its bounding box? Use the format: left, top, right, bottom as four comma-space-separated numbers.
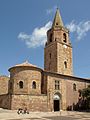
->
64, 61, 67, 69
19, 81, 23, 89
63, 33, 67, 43
32, 81, 36, 89
73, 83, 76, 91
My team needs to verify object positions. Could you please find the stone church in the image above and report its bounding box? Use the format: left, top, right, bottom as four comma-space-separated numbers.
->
0, 9, 90, 112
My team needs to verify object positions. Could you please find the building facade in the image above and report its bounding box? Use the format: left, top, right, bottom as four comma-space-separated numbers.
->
0, 9, 90, 112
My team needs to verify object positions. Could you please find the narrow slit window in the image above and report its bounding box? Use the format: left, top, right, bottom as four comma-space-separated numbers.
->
49, 53, 51, 59
10, 82, 12, 89
50, 34, 52, 42
73, 83, 76, 91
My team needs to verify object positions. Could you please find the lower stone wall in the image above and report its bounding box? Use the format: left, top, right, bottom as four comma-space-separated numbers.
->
0, 94, 11, 109
11, 94, 48, 111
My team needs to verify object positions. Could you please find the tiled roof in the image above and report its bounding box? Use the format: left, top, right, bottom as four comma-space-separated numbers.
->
15, 60, 37, 67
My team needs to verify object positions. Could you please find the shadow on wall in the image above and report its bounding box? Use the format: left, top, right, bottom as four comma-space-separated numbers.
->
67, 90, 90, 111
67, 99, 90, 111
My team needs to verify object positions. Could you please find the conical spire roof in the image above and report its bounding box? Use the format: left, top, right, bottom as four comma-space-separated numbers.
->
52, 8, 64, 28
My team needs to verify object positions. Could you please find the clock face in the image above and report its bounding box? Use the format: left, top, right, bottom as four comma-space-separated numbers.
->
63, 45, 67, 48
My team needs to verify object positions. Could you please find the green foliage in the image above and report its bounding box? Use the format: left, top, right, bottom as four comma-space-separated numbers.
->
81, 85, 90, 109
81, 85, 90, 99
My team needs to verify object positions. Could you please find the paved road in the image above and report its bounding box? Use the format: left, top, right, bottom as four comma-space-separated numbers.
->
45, 115, 90, 120
0, 109, 90, 120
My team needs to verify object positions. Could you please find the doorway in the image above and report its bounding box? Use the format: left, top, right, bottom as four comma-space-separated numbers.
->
53, 93, 61, 111
54, 100, 60, 111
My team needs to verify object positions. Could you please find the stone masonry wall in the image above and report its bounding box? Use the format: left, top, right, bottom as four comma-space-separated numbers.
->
66, 77, 90, 110
9, 67, 42, 95
46, 73, 67, 111
0, 76, 9, 95
57, 42, 72, 75
11, 94, 48, 111
44, 42, 57, 72
0, 94, 11, 109
44, 72, 90, 111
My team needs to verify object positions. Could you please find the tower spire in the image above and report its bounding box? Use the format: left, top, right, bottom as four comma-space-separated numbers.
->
52, 8, 64, 28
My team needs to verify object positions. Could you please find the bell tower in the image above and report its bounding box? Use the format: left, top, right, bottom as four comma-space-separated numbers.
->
44, 8, 73, 75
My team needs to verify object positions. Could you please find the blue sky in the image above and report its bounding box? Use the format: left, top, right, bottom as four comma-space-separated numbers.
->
0, 0, 90, 78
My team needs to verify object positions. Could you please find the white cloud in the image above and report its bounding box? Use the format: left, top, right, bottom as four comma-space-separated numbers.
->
18, 21, 52, 48
18, 20, 90, 48
46, 6, 57, 15
66, 20, 90, 40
